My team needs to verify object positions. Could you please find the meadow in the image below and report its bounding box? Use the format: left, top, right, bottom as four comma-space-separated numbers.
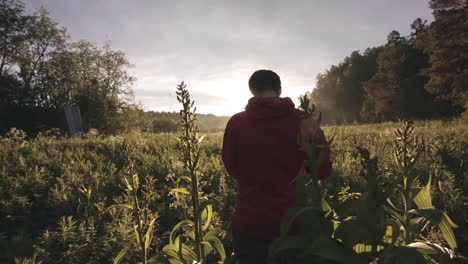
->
0, 118, 467, 263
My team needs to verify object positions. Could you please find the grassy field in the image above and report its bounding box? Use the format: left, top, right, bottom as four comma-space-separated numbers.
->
0, 120, 467, 263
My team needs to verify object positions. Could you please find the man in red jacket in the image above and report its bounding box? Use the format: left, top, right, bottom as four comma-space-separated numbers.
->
222, 69, 332, 264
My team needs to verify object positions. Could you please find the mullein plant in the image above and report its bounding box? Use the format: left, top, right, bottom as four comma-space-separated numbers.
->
160, 82, 226, 264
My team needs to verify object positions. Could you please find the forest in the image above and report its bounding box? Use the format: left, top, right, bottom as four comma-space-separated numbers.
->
310, 1, 467, 124
0, 0, 229, 135
0, 0, 467, 263
0, 0, 467, 135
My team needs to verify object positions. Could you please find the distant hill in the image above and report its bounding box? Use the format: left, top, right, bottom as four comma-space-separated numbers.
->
147, 111, 230, 133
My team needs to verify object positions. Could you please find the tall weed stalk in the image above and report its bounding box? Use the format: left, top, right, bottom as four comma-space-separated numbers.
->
161, 82, 226, 264
269, 96, 462, 264
112, 142, 159, 264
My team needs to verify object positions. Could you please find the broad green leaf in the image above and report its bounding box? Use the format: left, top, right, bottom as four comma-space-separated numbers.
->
409, 208, 458, 249
149, 254, 172, 264
407, 241, 454, 258
179, 244, 198, 264
170, 220, 194, 244
200, 204, 212, 231
203, 228, 224, 241
202, 228, 225, 260
134, 225, 142, 247
162, 238, 197, 264
197, 200, 215, 230
407, 217, 428, 240
413, 174, 432, 209
171, 188, 190, 195
113, 247, 130, 264
162, 246, 187, 264
204, 236, 226, 261
174, 238, 190, 264
395, 186, 407, 206
184, 231, 195, 241
384, 205, 405, 223
180, 176, 191, 183
386, 198, 402, 212
201, 241, 214, 257
145, 217, 157, 250
321, 199, 332, 212
280, 206, 320, 236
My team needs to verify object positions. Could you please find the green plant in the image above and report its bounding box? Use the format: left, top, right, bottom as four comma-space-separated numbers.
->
269, 100, 463, 264
334, 145, 389, 260
160, 82, 226, 264
268, 96, 364, 264
2, 118, 465, 262
112, 142, 159, 264
379, 120, 459, 262
14, 253, 41, 264
330, 121, 462, 263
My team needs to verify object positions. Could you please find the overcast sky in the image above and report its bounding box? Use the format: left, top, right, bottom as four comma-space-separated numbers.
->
24, 0, 433, 116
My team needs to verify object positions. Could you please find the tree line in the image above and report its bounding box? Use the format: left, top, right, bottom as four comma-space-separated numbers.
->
0, 0, 230, 135
1, 0, 466, 135
310, 0, 467, 124
0, 0, 142, 134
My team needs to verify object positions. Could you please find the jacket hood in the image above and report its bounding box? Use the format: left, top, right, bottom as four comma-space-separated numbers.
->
245, 97, 295, 119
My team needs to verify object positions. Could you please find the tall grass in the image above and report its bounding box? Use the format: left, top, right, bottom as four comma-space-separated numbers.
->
0, 98, 466, 263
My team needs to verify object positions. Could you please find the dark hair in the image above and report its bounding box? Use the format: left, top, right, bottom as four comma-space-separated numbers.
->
248, 69, 281, 92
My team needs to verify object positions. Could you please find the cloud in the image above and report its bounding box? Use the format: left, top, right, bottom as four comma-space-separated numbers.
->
24, 0, 433, 115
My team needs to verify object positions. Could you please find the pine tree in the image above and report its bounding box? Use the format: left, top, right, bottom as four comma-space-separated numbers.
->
363, 31, 433, 120
415, 0, 468, 115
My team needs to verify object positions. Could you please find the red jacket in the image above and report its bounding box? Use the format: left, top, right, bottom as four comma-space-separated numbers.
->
222, 96, 332, 239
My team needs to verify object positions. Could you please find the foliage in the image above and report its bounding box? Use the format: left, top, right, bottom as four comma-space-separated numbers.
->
310, 2, 467, 124
268, 99, 465, 263
268, 97, 364, 264
310, 47, 381, 124
415, 1, 468, 114
159, 82, 226, 264
111, 142, 160, 264
363, 30, 435, 121
147, 111, 230, 134
0, 119, 466, 263
0, 0, 138, 135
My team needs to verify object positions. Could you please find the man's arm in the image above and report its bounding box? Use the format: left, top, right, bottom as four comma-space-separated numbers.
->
222, 118, 238, 179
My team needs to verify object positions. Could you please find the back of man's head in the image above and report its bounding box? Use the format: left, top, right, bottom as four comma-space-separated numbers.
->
248, 69, 281, 93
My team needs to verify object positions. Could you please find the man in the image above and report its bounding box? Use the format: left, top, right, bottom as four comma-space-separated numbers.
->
222, 69, 332, 264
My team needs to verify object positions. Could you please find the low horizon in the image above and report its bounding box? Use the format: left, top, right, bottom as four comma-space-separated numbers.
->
24, 0, 433, 116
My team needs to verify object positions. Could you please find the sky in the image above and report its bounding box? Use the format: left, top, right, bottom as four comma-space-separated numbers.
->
24, 0, 433, 116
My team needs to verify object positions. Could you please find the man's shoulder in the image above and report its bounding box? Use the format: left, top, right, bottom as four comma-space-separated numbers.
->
228, 111, 247, 123
224, 111, 246, 131
228, 109, 304, 122
291, 108, 305, 119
